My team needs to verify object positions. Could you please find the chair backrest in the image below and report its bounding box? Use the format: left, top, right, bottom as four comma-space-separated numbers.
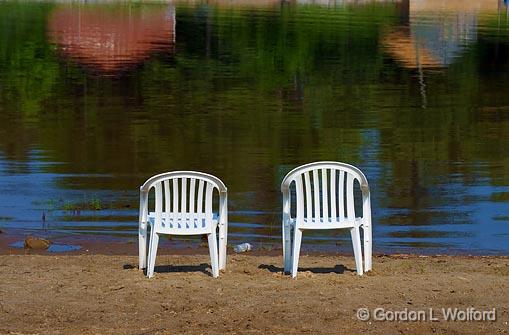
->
140, 171, 227, 229
281, 161, 369, 224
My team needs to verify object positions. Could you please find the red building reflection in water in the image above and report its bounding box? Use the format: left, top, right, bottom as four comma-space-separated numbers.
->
49, 5, 175, 74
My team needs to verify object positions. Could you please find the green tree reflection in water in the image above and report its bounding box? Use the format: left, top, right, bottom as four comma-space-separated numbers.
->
0, 0, 508, 253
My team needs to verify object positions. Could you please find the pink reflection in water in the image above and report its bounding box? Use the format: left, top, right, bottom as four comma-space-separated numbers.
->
49, 5, 175, 74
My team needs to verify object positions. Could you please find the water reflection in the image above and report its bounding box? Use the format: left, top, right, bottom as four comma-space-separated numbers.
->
49, 4, 175, 74
0, 0, 508, 254
382, 0, 501, 69
382, 0, 508, 107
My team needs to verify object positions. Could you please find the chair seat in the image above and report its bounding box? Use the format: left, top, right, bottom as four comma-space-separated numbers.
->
290, 217, 362, 229
148, 212, 218, 235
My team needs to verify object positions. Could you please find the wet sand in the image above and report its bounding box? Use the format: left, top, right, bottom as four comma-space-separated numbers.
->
0, 253, 508, 334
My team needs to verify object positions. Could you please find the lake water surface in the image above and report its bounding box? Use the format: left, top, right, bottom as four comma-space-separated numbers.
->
0, 0, 508, 254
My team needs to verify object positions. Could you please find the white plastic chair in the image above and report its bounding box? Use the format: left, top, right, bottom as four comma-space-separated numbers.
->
138, 171, 228, 278
281, 161, 372, 278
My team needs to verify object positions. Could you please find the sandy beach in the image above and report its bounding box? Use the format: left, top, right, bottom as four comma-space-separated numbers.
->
0, 252, 507, 334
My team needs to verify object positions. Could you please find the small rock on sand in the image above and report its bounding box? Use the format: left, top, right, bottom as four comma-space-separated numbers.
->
24, 237, 51, 250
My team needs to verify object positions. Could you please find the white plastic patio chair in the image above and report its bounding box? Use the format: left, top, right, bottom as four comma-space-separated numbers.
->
138, 171, 228, 278
281, 161, 372, 278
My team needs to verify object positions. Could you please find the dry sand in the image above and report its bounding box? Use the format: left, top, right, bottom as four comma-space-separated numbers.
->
0, 253, 508, 334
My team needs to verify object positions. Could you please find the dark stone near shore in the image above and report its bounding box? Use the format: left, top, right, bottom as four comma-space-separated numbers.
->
24, 237, 51, 250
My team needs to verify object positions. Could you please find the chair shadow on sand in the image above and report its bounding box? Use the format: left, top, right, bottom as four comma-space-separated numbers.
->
123, 263, 213, 277
258, 263, 354, 274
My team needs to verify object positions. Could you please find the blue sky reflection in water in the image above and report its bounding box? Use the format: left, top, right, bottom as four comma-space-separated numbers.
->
0, 0, 508, 254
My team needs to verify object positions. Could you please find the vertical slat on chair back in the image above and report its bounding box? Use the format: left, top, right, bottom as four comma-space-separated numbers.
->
346, 173, 355, 221
197, 180, 204, 214
151, 176, 217, 229
292, 167, 360, 224
181, 177, 187, 214
172, 179, 178, 217
338, 171, 345, 221
164, 180, 171, 224
155, 182, 163, 226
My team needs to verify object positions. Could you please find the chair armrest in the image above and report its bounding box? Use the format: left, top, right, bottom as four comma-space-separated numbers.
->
282, 189, 291, 223
218, 191, 228, 225
361, 186, 371, 228
139, 188, 149, 230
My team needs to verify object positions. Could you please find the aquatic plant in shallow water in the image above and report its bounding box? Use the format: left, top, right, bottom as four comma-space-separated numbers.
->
59, 195, 104, 212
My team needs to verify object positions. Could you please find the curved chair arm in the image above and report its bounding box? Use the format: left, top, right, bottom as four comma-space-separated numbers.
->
361, 185, 371, 228
282, 188, 291, 222
219, 190, 228, 227
360, 181, 371, 223
218, 190, 228, 270
138, 187, 149, 270
281, 187, 292, 273
361, 184, 372, 272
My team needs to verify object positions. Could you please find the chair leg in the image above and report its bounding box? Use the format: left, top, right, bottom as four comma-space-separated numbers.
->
350, 227, 363, 276
147, 230, 159, 278
291, 228, 302, 278
139, 223, 147, 270
208, 231, 219, 278
283, 222, 292, 274
363, 224, 372, 272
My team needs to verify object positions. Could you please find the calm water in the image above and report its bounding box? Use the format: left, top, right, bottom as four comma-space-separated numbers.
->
0, 0, 508, 254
